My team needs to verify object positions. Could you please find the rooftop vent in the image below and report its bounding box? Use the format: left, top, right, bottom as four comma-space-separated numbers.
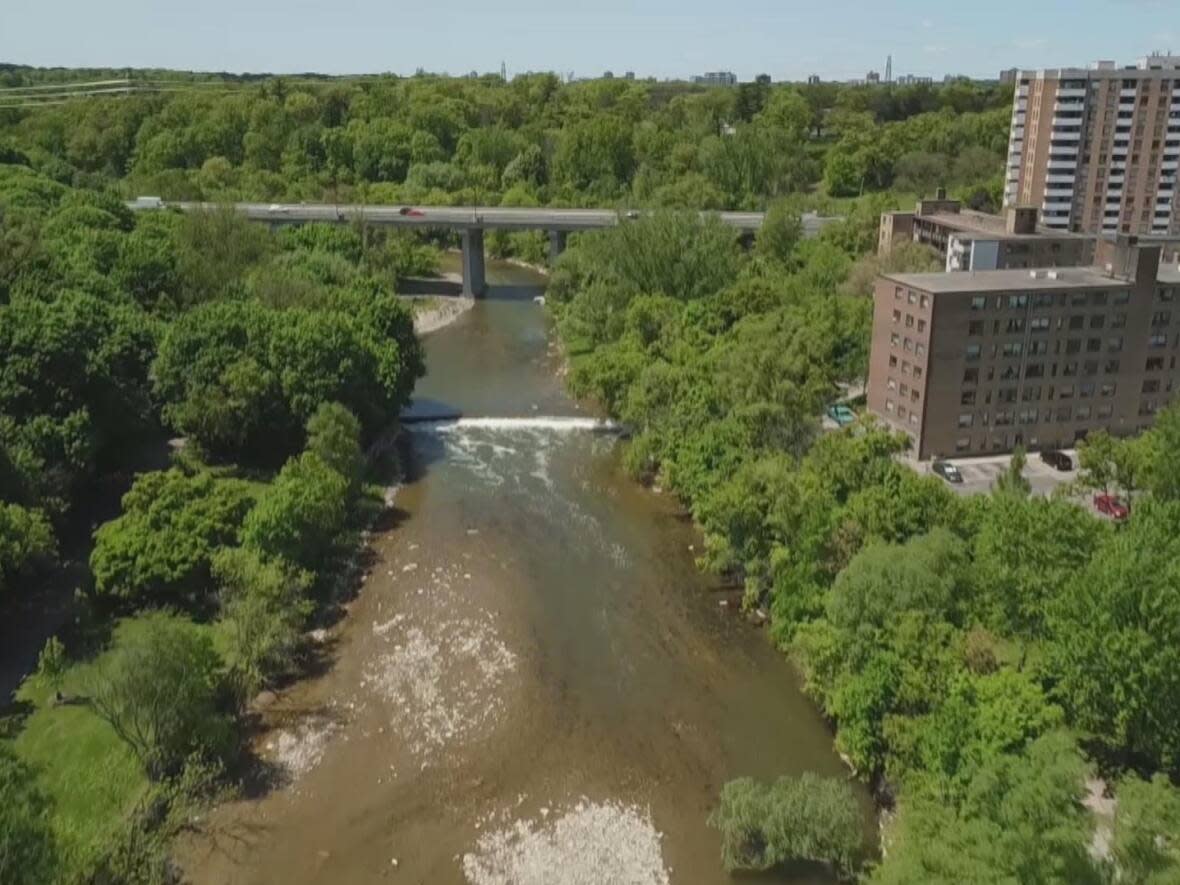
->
1047, 270, 1060, 280
1029, 270, 1043, 279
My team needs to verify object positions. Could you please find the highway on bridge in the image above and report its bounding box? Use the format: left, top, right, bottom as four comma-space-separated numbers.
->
133, 201, 837, 295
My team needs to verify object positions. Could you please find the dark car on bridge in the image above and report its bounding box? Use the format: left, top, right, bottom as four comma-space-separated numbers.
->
398, 207, 425, 217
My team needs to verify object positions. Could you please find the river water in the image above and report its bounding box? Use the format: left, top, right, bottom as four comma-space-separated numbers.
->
185, 261, 871, 884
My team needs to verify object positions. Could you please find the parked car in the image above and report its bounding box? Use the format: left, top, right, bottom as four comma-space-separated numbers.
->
826, 404, 856, 426
932, 460, 963, 484
1039, 449, 1073, 471
130, 195, 164, 209
625, 210, 640, 220
1094, 493, 1129, 520
267, 203, 288, 214
399, 206, 425, 217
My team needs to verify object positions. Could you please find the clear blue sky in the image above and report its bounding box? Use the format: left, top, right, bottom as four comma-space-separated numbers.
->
1, 0, 1174, 81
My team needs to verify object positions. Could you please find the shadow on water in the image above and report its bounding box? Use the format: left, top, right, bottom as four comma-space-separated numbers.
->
399, 277, 464, 297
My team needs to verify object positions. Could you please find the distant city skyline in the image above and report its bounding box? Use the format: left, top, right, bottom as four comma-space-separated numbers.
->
1, 0, 1175, 82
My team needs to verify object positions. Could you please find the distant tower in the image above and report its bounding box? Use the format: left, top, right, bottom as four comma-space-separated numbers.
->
501, 61, 507, 81
885, 55, 893, 84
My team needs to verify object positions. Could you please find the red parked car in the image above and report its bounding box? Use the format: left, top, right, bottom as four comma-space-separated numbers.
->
1094, 494, 1129, 521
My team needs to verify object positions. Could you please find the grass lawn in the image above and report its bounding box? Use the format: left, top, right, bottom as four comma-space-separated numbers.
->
7, 636, 150, 876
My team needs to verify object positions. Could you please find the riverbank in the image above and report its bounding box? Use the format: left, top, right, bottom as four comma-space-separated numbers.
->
406, 272, 474, 336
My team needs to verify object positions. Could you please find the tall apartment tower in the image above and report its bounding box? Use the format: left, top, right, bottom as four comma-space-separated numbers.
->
1004, 54, 1180, 237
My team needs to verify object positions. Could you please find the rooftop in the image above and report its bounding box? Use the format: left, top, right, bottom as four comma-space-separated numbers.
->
885, 266, 1136, 294
917, 209, 1087, 242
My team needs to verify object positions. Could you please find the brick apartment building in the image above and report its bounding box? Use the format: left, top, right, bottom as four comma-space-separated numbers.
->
1004, 54, 1180, 236
867, 238, 1180, 459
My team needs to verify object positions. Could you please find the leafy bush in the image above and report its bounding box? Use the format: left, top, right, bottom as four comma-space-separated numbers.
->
709, 773, 864, 878
0, 745, 59, 885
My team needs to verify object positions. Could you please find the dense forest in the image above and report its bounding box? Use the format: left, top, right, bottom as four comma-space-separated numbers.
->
0, 157, 427, 881
4, 67, 1176, 884
550, 208, 1180, 881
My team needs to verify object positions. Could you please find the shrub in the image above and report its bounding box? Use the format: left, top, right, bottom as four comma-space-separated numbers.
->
709, 773, 864, 878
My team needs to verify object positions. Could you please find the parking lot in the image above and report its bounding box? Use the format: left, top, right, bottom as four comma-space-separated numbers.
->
904, 449, 1080, 498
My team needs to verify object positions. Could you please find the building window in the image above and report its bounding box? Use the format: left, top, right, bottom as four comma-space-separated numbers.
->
1025, 363, 1044, 379
888, 355, 898, 368
963, 368, 979, 384
958, 413, 975, 428
1023, 386, 1042, 402
997, 388, 1018, 404
892, 309, 902, 323
1018, 408, 1038, 425
1113, 291, 1130, 305
920, 295, 930, 309
885, 399, 895, 412
1002, 342, 1024, 358
1066, 339, 1082, 355
1143, 379, 1161, 393
1031, 317, 1050, 332
908, 291, 918, 305
905, 314, 915, 328
1146, 356, 1164, 371
1107, 336, 1124, 352
1059, 385, 1075, 399
1100, 383, 1117, 397
970, 296, 987, 311
1063, 362, 1079, 377
1083, 360, 1099, 376
901, 360, 911, 375
917, 319, 927, 333
1007, 318, 1026, 334
961, 390, 976, 406
1153, 311, 1172, 327
1086, 338, 1102, 353
1008, 294, 1029, 310
1056, 406, 1072, 421
1030, 340, 1049, 355
909, 412, 919, 426
1104, 359, 1120, 374
891, 332, 900, 346
1080, 382, 1096, 399
904, 337, 914, 352
898, 405, 907, 418
916, 343, 926, 357
969, 320, 984, 336
1090, 315, 1106, 330
1160, 288, 1175, 303
887, 378, 897, 391
914, 366, 923, 380
1070, 292, 1088, 306
1076, 405, 1093, 420
894, 287, 903, 300
1069, 315, 1086, 330
1097, 405, 1113, 420
1112, 313, 1127, 329
1151, 333, 1168, 348
955, 437, 971, 452
900, 383, 910, 397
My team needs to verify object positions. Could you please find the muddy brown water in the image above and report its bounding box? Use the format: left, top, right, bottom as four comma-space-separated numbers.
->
182, 261, 873, 884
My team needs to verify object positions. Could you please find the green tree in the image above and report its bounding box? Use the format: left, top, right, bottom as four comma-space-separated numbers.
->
240, 452, 349, 571
1110, 774, 1180, 884
993, 446, 1031, 498
213, 547, 312, 698
81, 612, 236, 779
709, 773, 864, 878
0, 502, 56, 595
756, 199, 804, 265
1048, 499, 1180, 769
90, 469, 256, 608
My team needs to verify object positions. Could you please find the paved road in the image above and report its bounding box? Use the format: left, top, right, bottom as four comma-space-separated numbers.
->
133, 201, 838, 236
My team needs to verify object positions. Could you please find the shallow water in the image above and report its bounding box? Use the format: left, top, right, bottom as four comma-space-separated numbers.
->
183, 260, 872, 884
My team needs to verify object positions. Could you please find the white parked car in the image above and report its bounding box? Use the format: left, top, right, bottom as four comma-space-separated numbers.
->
268, 204, 289, 214
130, 195, 165, 209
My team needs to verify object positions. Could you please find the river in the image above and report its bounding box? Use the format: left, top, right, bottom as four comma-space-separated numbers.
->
184, 260, 872, 884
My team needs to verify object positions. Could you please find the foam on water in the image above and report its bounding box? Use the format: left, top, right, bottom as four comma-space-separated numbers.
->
406, 416, 622, 433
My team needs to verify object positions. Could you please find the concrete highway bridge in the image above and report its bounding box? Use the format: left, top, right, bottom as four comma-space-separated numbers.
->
130, 201, 835, 296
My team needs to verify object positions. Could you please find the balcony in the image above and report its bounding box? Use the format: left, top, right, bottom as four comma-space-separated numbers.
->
1051, 130, 1082, 141
1046, 174, 1076, 184
1120, 88, 1138, 99
1056, 87, 1086, 99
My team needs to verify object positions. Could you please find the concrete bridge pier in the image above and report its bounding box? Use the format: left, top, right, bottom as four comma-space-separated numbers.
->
461, 228, 486, 297
548, 229, 568, 265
